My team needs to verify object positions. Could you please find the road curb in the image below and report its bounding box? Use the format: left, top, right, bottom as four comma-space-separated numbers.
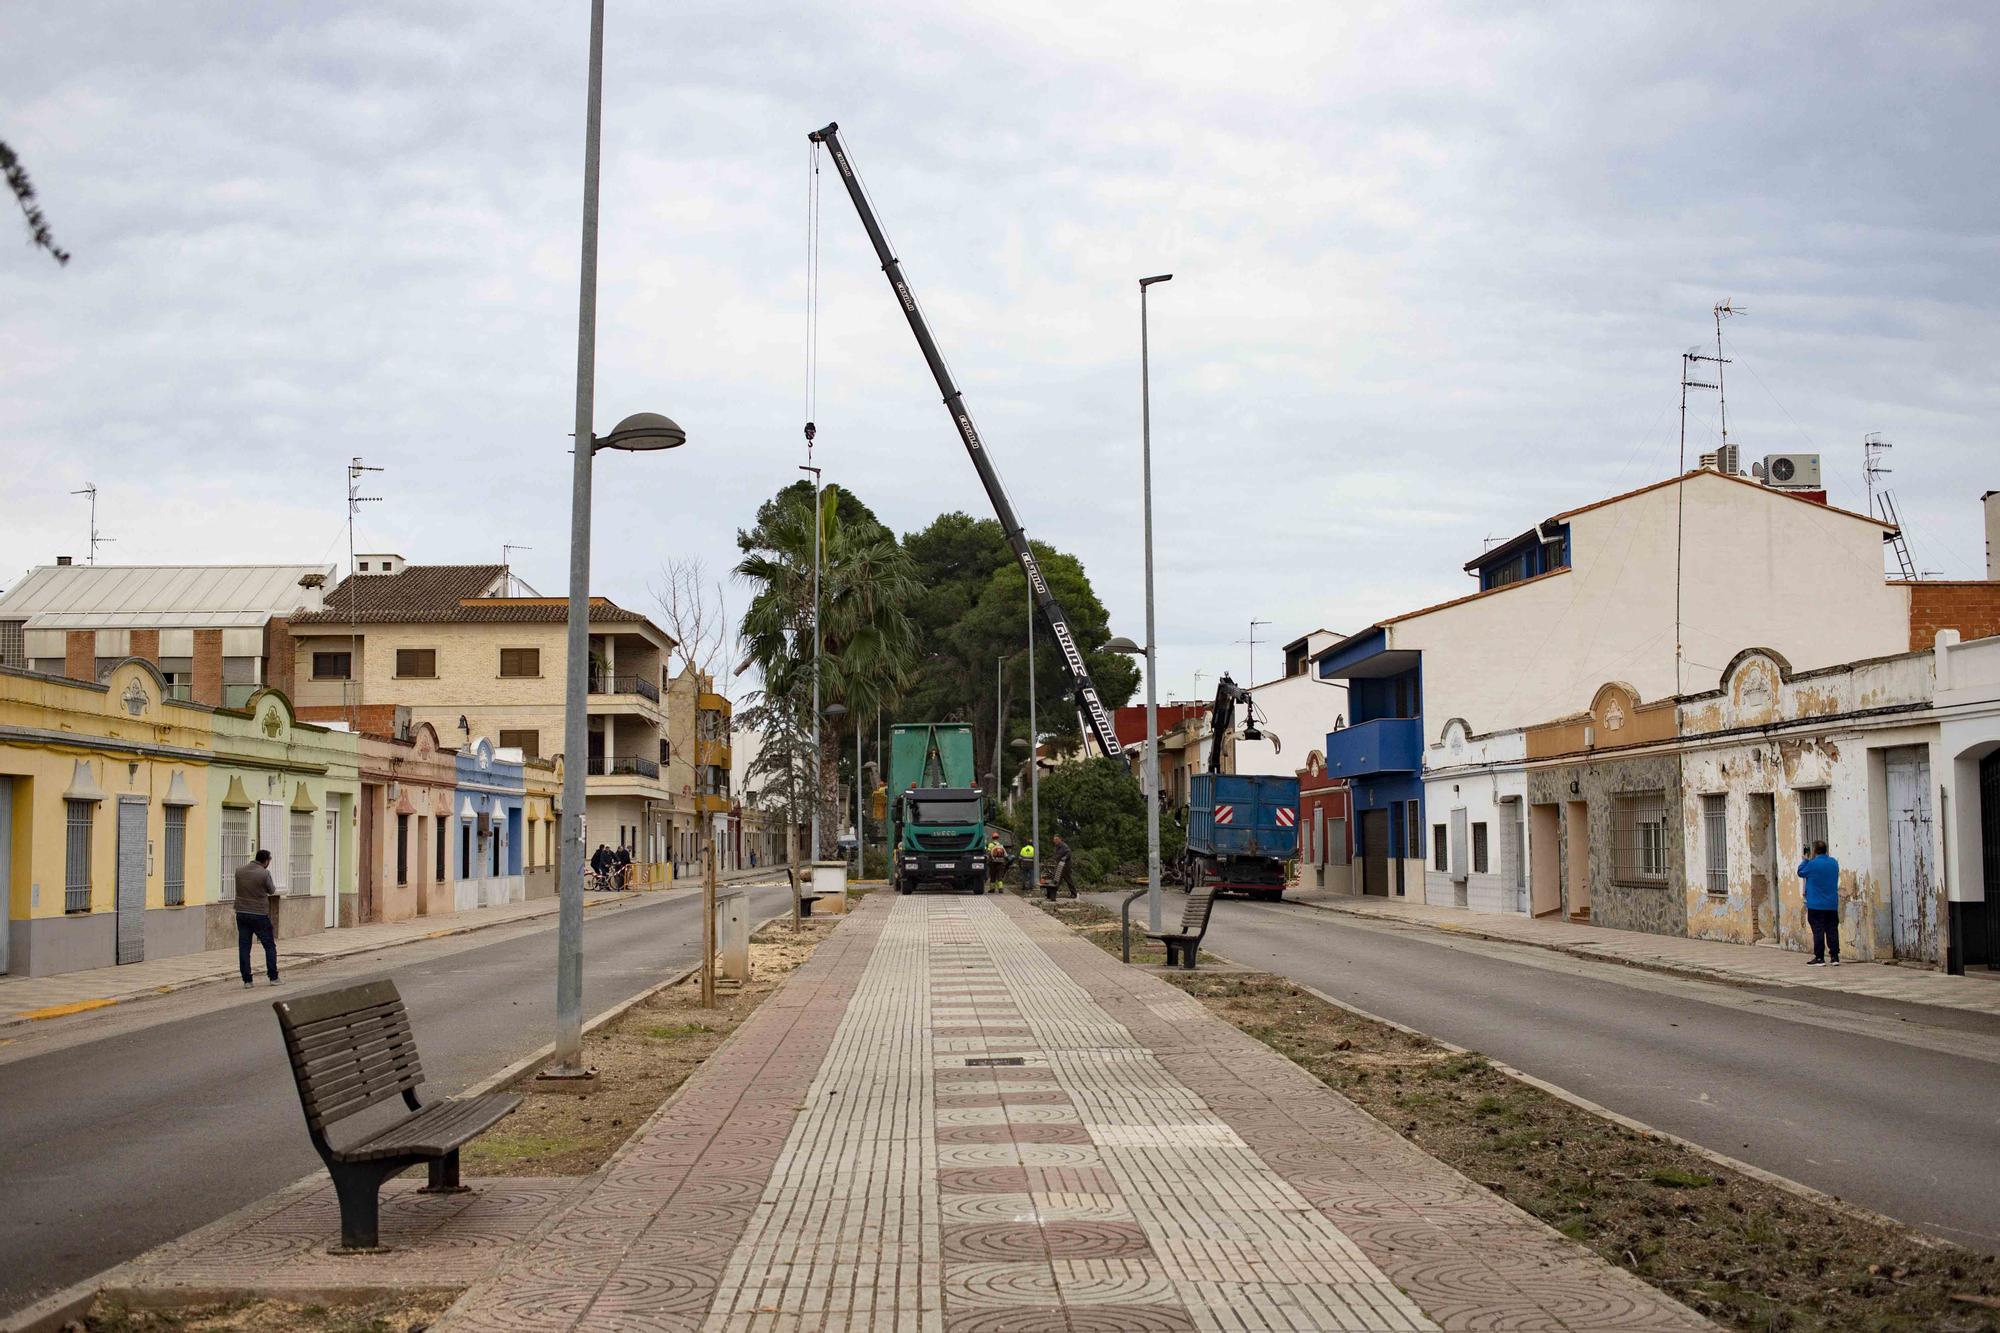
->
0, 906, 793, 1333
1274, 973, 1947, 1247
0, 891, 658, 1034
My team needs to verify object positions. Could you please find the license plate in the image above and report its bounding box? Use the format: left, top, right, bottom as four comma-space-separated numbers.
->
935, 862, 956, 870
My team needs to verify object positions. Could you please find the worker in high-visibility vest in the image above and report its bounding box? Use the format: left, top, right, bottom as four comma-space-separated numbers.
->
1017, 844, 1035, 894
985, 836, 1009, 892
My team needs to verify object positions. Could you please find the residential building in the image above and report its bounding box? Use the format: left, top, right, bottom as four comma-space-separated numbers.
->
453, 736, 526, 909
1236, 630, 1347, 779
1296, 748, 1352, 892
1320, 470, 2000, 905
665, 667, 733, 871
0, 561, 333, 707
283, 559, 677, 876
1423, 721, 1530, 913
353, 722, 458, 924
1114, 702, 1211, 816
1, 660, 360, 977
1938, 629, 2000, 973
523, 758, 561, 899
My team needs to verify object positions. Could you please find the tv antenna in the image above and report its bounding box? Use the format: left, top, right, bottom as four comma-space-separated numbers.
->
346, 458, 385, 728
502, 544, 534, 596
70, 483, 114, 564
1863, 433, 1893, 510
1712, 300, 1743, 456
1238, 618, 1271, 684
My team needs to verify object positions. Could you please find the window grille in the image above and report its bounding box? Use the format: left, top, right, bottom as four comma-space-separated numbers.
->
220, 809, 251, 899
1472, 822, 1489, 874
290, 810, 313, 892
1703, 794, 1728, 894
1611, 791, 1669, 883
397, 813, 410, 885
1405, 800, 1422, 858
164, 807, 187, 906
1797, 787, 1828, 854
1431, 825, 1448, 872
64, 799, 94, 913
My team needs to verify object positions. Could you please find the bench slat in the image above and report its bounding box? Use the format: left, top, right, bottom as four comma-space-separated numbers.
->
332, 1093, 522, 1163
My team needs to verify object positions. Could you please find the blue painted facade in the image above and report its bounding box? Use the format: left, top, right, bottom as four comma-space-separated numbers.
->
1319, 628, 1425, 893
1467, 521, 1571, 591
453, 737, 526, 909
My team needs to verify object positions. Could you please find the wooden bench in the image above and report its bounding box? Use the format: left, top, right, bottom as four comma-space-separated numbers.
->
1145, 887, 1217, 970
274, 979, 521, 1251
798, 892, 828, 917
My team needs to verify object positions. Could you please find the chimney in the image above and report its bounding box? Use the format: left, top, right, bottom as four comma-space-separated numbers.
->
55, 555, 72, 566
1985, 490, 1999, 581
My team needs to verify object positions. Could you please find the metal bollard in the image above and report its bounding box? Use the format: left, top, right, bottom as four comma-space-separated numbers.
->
1120, 887, 1147, 963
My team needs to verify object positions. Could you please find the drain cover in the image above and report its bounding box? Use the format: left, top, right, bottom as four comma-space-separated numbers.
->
964, 1056, 1026, 1067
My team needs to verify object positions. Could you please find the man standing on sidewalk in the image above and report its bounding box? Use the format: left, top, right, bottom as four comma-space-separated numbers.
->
235, 849, 282, 987
1797, 839, 1841, 967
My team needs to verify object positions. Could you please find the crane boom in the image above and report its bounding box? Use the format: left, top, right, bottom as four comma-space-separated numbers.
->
809, 121, 1123, 758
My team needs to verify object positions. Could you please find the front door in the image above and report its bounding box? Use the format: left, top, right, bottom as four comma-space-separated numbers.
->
1747, 793, 1778, 943
1980, 751, 2000, 969
1360, 809, 1389, 896
115, 796, 148, 964
358, 788, 380, 924
324, 801, 341, 928
1885, 747, 1935, 961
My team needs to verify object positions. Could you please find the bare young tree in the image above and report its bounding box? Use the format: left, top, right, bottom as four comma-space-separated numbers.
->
651, 556, 729, 684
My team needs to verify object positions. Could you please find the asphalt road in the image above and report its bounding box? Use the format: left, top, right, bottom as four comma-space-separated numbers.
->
0, 882, 794, 1317
1097, 890, 2000, 1255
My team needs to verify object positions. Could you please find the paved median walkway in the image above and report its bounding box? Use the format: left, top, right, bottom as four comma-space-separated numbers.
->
439, 895, 1706, 1332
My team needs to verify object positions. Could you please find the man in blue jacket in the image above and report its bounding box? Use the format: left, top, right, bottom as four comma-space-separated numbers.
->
1797, 840, 1841, 966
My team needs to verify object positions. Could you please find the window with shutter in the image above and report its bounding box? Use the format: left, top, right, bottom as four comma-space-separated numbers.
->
395, 648, 437, 678
290, 810, 313, 893
499, 648, 540, 678
164, 807, 187, 906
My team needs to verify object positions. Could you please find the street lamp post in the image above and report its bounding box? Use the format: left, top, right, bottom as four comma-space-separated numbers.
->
1139, 272, 1172, 931
551, 0, 691, 1077
1027, 581, 1039, 899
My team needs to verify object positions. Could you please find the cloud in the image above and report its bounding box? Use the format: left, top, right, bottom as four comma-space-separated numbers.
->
2, 0, 1994, 721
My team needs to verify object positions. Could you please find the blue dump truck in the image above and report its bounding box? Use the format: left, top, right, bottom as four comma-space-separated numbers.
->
1185, 772, 1301, 901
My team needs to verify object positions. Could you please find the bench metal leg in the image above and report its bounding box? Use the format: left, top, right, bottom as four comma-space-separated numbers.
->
329, 1165, 386, 1251
421, 1149, 470, 1195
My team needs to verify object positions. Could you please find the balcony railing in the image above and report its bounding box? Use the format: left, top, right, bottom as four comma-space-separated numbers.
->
587, 755, 661, 780
1322, 716, 1422, 778
589, 673, 661, 703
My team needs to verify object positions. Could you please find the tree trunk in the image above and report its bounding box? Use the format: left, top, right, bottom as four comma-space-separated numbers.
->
818, 727, 842, 860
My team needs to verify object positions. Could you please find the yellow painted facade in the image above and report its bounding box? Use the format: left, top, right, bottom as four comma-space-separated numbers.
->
0, 661, 361, 977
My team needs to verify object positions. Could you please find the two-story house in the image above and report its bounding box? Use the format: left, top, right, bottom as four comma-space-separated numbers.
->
664, 666, 732, 871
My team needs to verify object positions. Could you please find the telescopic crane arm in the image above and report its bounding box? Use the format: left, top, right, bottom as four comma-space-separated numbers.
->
807, 121, 1124, 760
1205, 672, 1263, 775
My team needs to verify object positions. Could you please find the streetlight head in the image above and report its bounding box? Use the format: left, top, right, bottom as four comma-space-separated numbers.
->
1104, 636, 1144, 654
1140, 274, 1173, 288
597, 411, 687, 452
1010, 738, 1029, 751
823, 702, 848, 720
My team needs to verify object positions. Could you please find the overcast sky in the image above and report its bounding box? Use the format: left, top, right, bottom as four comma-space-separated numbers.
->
4, 1, 1994, 711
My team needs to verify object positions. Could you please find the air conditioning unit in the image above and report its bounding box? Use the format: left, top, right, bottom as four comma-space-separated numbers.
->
1753, 453, 1821, 489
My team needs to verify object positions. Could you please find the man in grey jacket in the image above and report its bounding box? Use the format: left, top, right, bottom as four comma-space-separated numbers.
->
235, 849, 282, 987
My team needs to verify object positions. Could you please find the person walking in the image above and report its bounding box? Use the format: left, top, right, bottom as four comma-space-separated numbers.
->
1048, 834, 1078, 900
235, 849, 282, 987
986, 836, 1009, 892
1797, 839, 1842, 966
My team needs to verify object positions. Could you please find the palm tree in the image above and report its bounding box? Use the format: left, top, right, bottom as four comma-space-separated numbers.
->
737, 483, 917, 857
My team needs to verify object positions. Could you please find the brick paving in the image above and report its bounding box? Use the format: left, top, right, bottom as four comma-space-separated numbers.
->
1287, 887, 2000, 1016
436, 894, 1710, 1332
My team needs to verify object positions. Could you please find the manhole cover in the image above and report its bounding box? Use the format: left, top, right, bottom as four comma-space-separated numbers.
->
964, 1057, 1026, 1067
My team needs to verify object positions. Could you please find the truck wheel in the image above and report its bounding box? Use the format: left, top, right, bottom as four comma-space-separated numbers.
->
894, 872, 909, 895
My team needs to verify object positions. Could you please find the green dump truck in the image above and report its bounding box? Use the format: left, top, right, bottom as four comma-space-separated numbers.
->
888, 722, 987, 895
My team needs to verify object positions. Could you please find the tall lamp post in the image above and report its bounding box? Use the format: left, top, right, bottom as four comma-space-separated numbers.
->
1026, 581, 1039, 894
1103, 271, 1173, 933
552, 0, 690, 1078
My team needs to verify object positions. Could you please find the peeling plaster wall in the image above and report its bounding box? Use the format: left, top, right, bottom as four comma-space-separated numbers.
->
1528, 750, 1687, 936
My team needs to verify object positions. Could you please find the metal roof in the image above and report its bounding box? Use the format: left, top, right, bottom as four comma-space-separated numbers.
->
0, 563, 335, 630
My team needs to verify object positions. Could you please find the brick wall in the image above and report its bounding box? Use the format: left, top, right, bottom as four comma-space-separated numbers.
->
297, 703, 406, 737
265, 617, 297, 698
130, 628, 160, 663
1904, 581, 2000, 650
192, 629, 224, 706
64, 631, 94, 681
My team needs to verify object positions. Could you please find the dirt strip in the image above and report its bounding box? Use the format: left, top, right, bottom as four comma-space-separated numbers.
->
1040, 898, 2000, 1333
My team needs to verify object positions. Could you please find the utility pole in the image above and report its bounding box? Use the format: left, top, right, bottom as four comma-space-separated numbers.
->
1139, 273, 1172, 933
1028, 578, 1039, 898
69, 484, 112, 564
345, 459, 383, 731
994, 655, 1003, 800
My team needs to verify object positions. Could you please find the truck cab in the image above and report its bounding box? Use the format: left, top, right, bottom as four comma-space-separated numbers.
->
893, 786, 987, 895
